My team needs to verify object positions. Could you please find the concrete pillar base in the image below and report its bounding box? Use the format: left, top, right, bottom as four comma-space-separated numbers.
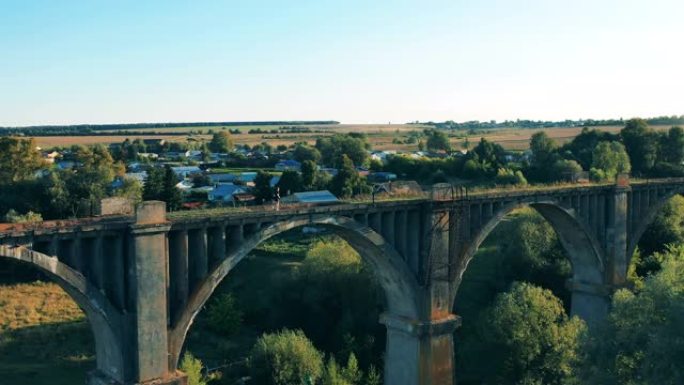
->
88, 371, 188, 385
567, 279, 611, 327
381, 313, 461, 385
87, 370, 122, 385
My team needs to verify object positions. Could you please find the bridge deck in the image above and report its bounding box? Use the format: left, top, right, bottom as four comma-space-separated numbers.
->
2, 178, 684, 239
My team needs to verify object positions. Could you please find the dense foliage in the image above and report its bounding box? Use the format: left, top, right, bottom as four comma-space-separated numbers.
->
579, 246, 684, 385
250, 329, 325, 385
458, 283, 585, 385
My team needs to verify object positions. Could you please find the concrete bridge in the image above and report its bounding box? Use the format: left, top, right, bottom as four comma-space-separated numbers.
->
1, 177, 683, 385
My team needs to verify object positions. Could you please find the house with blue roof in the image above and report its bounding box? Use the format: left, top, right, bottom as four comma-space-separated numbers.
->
208, 183, 248, 203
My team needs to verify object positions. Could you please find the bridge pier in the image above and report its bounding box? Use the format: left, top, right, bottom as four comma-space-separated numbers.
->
382, 314, 460, 385
109, 201, 187, 385
567, 279, 610, 326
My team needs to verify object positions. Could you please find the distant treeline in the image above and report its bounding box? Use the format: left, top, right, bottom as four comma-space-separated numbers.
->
420, 115, 684, 130
0, 121, 339, 136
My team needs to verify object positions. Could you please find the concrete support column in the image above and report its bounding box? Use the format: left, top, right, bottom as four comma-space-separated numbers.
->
227, 224, 244, 253
370, 212, 382, 235
381, 314, 460, 385
407, 210, 421, 273
91, 235, 105, 292
382, 211, 396, 247
425, 209, 451, 317
126, 201, 185, 384
48, 235, 59, 256
188, 228, 208, 290
169, 230, 189, 324
607, 185, 629, 286
395, 210, 408, 260
58, 237, 78, 270
106, 235, 126, 312
208, 226, 226, 265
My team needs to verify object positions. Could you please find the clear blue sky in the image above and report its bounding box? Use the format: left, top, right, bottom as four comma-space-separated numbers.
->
1, 0, 683, 126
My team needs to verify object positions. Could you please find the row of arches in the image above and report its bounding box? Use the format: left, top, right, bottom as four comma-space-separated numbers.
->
1, 191, 681, 384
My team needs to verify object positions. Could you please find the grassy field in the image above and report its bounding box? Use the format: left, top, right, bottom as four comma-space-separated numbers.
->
0, 281, 94, 385
28, 123, 676, 151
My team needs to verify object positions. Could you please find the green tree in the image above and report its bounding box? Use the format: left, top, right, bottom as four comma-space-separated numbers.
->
277, 170, 302, 195
253, 170, 274, 204
500, 209, 572, 305
578, 246, 684, 385
316, 135, 370, 168
293, 143, 322, 163
206, 293, 243, 337
0, 137, 44, 183
425, 129, 451, 152
659, 125, 684, 164
208, 131, 234, 153
551, 159, 583, 181
329, 155, 364, 198
51, 145, 124, 216
560, 127, 618, 170
200, 142, 211, 162
530, 131, 558, 167
143, 167, 165, 201
365, 366, 381, 385
341, 353, 362, 384
301, 160, 318, 190
638, 195, 684, 259
459, 282, 585, 385
621, 118, 659, 175
113, 178, 143, 204
589, 141, 631, 181
249, 329, 324, 385
322, 358, 351, 385
162, 166, 182, 211
179, 352, 207, 385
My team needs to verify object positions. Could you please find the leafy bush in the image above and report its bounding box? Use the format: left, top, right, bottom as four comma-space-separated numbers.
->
494, 168, 527, 186
579, 246, 684, 384
249, 329, 324, 385
4, 209, 43, 223
206, 293, 242, 337
179, 352, 207, 385
459, 283, 585, 385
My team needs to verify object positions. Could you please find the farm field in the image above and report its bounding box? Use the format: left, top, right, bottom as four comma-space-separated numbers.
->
27, 124, 676, 151
0, 281, 94, 385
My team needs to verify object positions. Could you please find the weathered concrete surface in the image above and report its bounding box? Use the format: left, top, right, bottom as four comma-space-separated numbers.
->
97, 197, 135, 216
129, 202, 171, 382
4, 179, 684, 385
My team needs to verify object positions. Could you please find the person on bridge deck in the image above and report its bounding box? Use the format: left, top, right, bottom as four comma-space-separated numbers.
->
273, 186, 281, 211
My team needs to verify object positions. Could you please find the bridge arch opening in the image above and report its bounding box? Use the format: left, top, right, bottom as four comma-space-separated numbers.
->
627, 189, 684, 266
453, 201, 606, 324
168, 215, 419, 382
0, 246, 124, 385
452, 203, 607, 384
629, 193, 684, 276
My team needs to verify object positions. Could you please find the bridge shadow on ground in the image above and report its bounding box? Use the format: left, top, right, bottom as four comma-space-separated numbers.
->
0, 278, 94, 385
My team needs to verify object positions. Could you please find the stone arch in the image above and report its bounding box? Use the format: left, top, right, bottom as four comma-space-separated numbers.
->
453, 201, 606, 323
0, 244, 125, 383
168, 215, 421, 370
627, 188, 684, 261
